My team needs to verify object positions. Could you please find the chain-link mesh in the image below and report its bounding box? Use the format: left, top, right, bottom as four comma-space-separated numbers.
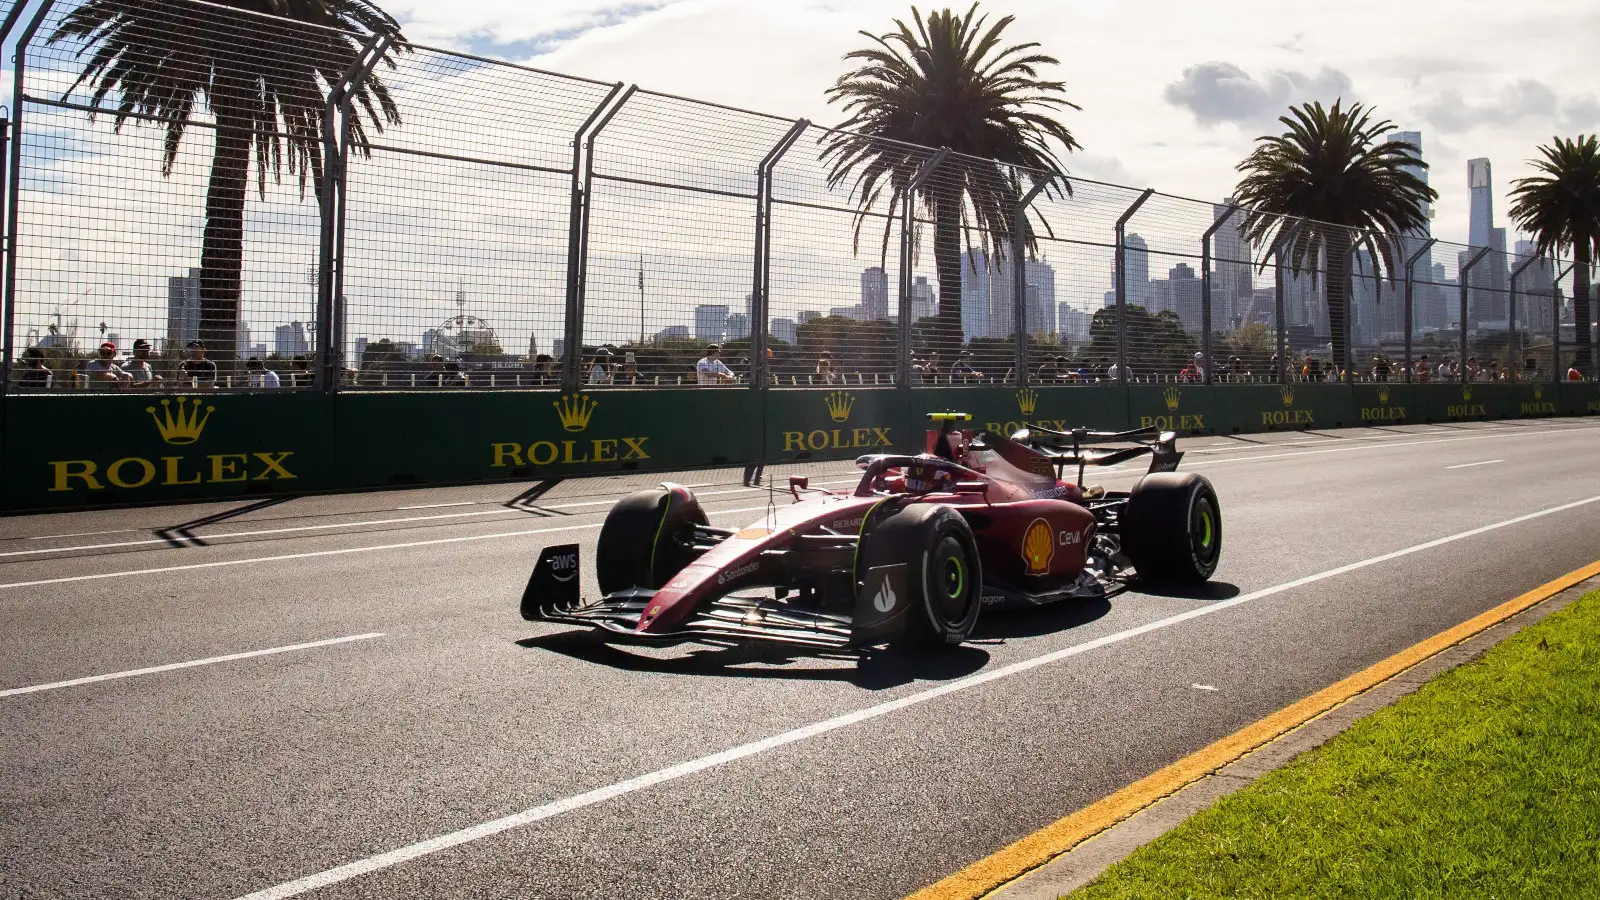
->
2, 0, 1590, 398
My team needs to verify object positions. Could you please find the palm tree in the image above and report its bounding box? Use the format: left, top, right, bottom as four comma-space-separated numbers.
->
823, 4, 1079, 354
50, 0, 405, 361
1508, 135, 1600, 371
1234, 100, 1435, 372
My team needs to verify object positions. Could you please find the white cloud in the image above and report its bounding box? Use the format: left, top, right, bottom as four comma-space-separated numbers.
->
1162, 62, 1355, 129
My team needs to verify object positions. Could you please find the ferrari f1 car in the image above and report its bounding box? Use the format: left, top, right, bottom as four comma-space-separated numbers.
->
521, 413, 1221, 651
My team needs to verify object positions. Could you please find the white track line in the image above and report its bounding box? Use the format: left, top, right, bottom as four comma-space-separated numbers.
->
395, 502, 476, 510
0, 633, 385, 699
1446, 460, 1505, 470
233, 492, 1600, 900
0, 505, 780, 592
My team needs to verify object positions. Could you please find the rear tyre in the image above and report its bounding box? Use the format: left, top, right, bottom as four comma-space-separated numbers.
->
858, 504, 982, 650
595, 483, 708, 594
1123, 472, 1221, 585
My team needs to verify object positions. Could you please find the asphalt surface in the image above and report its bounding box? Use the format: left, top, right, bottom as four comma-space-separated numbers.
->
3, 418, 1600, 899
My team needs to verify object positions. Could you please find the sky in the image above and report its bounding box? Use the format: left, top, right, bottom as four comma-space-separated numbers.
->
384, 0, 1600, 246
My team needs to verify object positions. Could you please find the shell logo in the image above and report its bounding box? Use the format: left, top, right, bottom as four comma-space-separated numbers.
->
1022, 518, 1055, 575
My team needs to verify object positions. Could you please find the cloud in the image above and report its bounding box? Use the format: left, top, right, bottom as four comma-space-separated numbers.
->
1415, 79, 1599, 135
1069, 152, 1140, 187
1162, 62, 1354, 129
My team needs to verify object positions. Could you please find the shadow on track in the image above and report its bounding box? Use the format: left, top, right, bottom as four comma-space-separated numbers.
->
1129, 581, 1243, 603
516, 594, 1134, 688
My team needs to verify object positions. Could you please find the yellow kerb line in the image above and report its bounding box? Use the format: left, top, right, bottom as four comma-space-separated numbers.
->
906, 557, 1600, 900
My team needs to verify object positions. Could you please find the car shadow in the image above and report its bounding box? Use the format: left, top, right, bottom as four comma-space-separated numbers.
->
516, 629, 991, 690
970, 596, 1113, 641
1129, 581, 1243, 603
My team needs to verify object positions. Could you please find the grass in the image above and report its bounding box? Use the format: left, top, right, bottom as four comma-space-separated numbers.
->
1069, 590, 1600, 900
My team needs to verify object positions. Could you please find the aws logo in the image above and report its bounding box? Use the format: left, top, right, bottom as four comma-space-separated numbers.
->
491, 393, 650, 468
781, 391, 893, 453
1361, 385, 1406, 422
1138, 386, 1206, 431
1261, 385, 1315, 426
48, 397, 296, 493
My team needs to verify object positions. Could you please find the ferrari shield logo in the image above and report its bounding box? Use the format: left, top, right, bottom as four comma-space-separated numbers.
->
1022, 518, 1054, 575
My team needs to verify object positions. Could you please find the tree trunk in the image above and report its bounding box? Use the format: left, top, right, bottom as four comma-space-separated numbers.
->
1574, 245, 1593, 372
932, 186, 964, 357
1325, 231, 1352, 375
199, 104, 251, 366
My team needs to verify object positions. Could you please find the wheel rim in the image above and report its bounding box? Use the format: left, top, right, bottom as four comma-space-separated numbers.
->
931, 536, 972, 623
1190, 496, 1220, 566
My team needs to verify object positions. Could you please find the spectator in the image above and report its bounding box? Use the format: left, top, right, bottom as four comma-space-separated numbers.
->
696, 344, 735, 385
1372, 356, 1392, 382
1414, 354, 1432, 382
124, 339, 161, 386
1106, 361, 1127, 381
1568, 364, 1584, 381
247, 357, 281, 389
17, 346, 52, 389
288, 355, 315, 388
1178, 360, 1199, 382
1226, 355, 1246, 380
951, 351, 983, 380
1301, 356, 1320, 382
1191, 351, 1207, 381
816, 350, 840, 385
83, 341, 133, 388
533, 353, 556, 385
622, 351, 638, 383
179, 340, 218, 388
923, 351, 942, 380
588, 350, 614, 386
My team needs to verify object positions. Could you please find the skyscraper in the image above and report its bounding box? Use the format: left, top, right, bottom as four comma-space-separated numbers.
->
859, 267, 889, 321
910, 276, 936, 322
1113, 234, 1151, 309
275, 322, 309, 355
166, 268, 202, 350
694, 304, 729, 342
1466, 158, 1509, 327
1468, 158, 1494, 249
1169, 263, 1202, 332
1210, 203, 1252, 329
960, 248, 991, 340
989, 257, 1057, 337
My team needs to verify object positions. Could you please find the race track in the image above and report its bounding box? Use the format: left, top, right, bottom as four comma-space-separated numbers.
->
4, 418, 1600, 899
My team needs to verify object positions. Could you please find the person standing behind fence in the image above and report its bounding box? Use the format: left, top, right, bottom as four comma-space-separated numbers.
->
84, 341, 132, 388
180, 340, 217, 388
697, 344, 735, 385
816, 350, 840, 385
18, 346, 53, 389
247, 357, 281, 389
124, 339, 161, 387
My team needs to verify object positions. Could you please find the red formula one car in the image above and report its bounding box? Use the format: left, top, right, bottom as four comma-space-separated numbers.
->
521, 413, 1221, 651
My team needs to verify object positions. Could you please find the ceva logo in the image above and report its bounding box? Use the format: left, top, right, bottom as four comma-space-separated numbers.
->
49, 397, 296, 493
491, 393, 650, 468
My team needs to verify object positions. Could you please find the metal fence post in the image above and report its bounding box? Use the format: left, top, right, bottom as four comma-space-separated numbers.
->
1553, 261, 1575, 383
1508, 253, 1539, 382
898, 148, 949, 391
1200, 205, 1237, 386
1, 1, 56, 394
1403, 238, 1437, 383
1114, 189, 1154, 383
560, 83, 628, 393
1011, 174, 1054, 388
1345, 244, 1357, 385
1271, 238, 1288, 385
315, 31, 388, 393
1458, 246, 1492, 384
748, 119, 807, 390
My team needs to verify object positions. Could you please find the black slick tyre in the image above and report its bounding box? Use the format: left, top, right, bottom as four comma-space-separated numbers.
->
857, 503, 982, 650
595, 483, 707, 594
1123, 472, 1221, 585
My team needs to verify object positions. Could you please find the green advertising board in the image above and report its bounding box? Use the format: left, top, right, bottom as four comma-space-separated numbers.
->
1559, 381, 1600, 417
762, 387, 905, 462
1210, 383, 1355, 433
2, 392, 334, 510
337, 389, 763, 488
911, 384, 1129, 437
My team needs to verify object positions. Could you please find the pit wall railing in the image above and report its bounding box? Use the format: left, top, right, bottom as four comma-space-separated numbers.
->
9, 380, 1597, 512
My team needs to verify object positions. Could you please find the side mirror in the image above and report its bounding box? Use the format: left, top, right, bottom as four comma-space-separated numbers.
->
789, 475, 809, 500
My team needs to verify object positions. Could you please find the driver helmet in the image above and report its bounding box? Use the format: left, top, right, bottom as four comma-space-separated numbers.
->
903, 458, 950, 494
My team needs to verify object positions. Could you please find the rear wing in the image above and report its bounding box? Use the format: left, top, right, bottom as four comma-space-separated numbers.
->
1004, 424, 1184, 481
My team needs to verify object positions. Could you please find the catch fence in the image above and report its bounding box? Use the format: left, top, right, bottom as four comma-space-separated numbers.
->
0, 0, 1592, 398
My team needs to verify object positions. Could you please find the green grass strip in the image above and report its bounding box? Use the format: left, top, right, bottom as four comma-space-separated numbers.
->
1071, 590, 1600, 900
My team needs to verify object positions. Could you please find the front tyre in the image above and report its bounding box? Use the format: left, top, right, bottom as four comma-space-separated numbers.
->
1123, 473, 1221, 585
595, 483, 708, 594
858, 504, 982, 650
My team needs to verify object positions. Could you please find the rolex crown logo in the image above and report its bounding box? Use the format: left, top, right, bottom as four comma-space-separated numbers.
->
1376, 386, 1390, 404
1280, 385, 1295, 407
553, 393, 598, 433
1016, 388, 1038, 418
146, 397, 214, 445
1163, 386, 1181, 411
1462, 386, 1473, 402
824, 390, 855, 423
1533, 385, 1544, 401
